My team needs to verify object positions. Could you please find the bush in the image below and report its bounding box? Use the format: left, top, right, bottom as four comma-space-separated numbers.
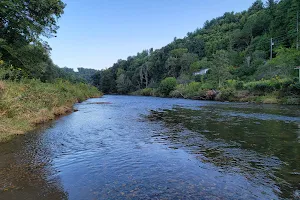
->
235, 81, 244, 90
169, 89, 183, 98
215, 88, 235, 101
170, 82, 202, 98
183, 82, 202, 98
244, 78, 293, 93
140, 88, 153, 96
201, 82, 214, 90
159, 77, 177, 96
253, 82, 275, 93
284, 97, 300, 105
227, 79, 244, 90
287, 82, 300, 95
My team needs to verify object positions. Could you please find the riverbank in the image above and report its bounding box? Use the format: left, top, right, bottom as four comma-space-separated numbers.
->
133, 89, 300, 105
132, 78, 300, 105
0, 79, 102, 142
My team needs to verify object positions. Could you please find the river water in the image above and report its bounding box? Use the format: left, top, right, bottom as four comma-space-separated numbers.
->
0, 95, 299, 199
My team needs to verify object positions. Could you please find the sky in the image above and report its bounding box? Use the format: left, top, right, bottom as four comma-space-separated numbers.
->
47, 0, 258, 70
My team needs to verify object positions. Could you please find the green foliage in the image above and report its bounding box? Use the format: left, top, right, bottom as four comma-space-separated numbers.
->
0, 0, 84, 84
171, 82, 202, 98
201, 82, 214, 90
159, 77, 177, 96
139, 88, 154, 96
227, 79, 244, 90
0, 0, 65, 42
190, 57, 211, 74
286, 82, 300, 95
90, 0, 300, 105
116, 74, 133, 94
170, 48, 188, 58
209, 50, 231, 88
244, 77, 295, 93
0, 0, 66, 84
77, 68, 98, 84
215, 88, 236, 101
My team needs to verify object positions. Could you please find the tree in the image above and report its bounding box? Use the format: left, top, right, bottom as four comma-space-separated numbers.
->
116, 74, 132, 94
0, 0, 66, 82
209, 50, 231, 88
180, 53, 198, 74
170, 48, 188, 58
165, 56, 180, 77
186, 38, 205, 58
190, 57, 212, 74
0, 0, 66, 43
139, 62, 150, 88
248, 0, 264, 14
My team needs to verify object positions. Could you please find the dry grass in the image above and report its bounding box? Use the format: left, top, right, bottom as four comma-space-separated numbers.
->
0, 81, 5, 91
0, 81, 5, 98
30, 108, 55, 124
262, 97, 279, 104
0, 79, 102, 142
53, 106, 73, 116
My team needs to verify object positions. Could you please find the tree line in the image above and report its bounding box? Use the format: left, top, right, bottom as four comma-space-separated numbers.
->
91, 0, 300, 97
0, 0, 96, 83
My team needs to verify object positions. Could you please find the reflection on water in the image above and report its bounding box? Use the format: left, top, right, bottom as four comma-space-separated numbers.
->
0, 95, 299, 199
0, 125, 68, 199
148, 104, 300, 199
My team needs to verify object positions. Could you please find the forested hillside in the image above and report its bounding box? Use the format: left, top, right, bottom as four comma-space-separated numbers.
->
92, 0, 300, 104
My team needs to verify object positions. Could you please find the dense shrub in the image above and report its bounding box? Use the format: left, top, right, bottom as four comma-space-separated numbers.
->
235, 81, 244, 90
227, 79, 244, 90
244, 78, 293, 93
140, 88, 154, 96
200, 82, 214, 90
215, 88, 235, 101
159, 77, 177, 96
287, 82, 300, 95
253, 83, 275, 93
170, 82, 202, 98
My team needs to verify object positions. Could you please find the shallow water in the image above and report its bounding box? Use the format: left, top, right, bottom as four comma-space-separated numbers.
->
0, 95, 299, 199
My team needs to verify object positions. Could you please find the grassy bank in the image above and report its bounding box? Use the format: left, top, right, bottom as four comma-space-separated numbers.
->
133, 77, 300, 105
0, 79, 102, 142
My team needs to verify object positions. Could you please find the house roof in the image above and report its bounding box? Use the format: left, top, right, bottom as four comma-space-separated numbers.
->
193, 68, 210, 75
295, 66, 300, 69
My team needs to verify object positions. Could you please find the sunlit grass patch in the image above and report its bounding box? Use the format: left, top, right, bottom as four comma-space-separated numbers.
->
0, 79, 102, 142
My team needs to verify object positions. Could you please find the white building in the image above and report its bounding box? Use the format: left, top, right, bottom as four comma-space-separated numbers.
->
193, 68, 210, 76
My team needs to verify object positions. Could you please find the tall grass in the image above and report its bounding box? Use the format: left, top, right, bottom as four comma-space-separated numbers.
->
0, 79, 102, 142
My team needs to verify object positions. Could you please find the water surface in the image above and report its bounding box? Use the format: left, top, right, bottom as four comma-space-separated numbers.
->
0, 95, 299, 199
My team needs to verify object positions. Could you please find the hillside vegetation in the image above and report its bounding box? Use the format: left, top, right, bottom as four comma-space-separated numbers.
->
92, 0, 300, 104
0, 0, 102, 141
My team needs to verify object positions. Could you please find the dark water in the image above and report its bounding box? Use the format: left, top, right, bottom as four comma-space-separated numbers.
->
0, 95, 299, 200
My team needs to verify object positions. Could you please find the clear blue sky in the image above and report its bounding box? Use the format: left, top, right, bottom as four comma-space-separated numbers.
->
47, 0, 258, 70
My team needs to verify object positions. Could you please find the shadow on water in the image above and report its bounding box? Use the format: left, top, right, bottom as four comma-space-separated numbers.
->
148, 103, 300, 199
0, 123, 68, 199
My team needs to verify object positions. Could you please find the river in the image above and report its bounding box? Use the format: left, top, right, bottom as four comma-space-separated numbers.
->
0, 95, 299, 199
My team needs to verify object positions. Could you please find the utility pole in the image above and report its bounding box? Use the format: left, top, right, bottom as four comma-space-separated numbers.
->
295, 66, 300, 83
270, 38, 274, 59
297, 11, 299, 50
